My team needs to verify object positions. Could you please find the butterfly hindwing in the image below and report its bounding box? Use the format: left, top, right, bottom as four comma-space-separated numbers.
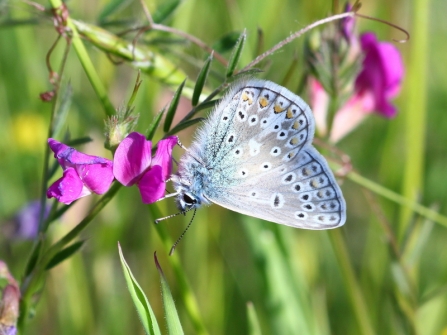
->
174, 79, 346, 229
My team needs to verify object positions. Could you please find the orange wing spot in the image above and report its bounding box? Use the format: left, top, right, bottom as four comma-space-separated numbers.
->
242, 92, 249, 101
289, 137, 299, 145
288, 151, 296, 159
286, 108, 294, 119
292, 120, 300, 130
274, 104, 284, 113
259, 97, 268, 108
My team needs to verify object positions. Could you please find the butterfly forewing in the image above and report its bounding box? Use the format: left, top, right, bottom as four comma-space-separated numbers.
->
177, 79, 346, 229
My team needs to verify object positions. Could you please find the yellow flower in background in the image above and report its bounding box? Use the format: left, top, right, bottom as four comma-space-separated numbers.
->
12, 112, 47, 152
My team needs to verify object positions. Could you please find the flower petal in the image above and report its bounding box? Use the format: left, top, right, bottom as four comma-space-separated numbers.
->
137, 165, 166, 204
355, 32, 404, 118
47, 167, 91, 205
113, 132, 153, 186
309, 77, 329, 137
75, 160, 114, 194
150, 136, 178, 180
48, 138, 112, 169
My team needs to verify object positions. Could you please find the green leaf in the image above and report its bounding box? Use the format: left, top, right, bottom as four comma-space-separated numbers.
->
24, 239, 43, 277
212, 31, 242, 54
152, 0, 181, 23
146, 107, 166, 140
98, 0, 133, 22
118, 243, 161, 335
247, 302, 262, 335
226, 30, 246, 78
154, 252, 184, 335
164, 79, 187, 133
52, 82, 72, 139
166, 118, 205, 136
185, 99, 219, 120
192, 53, 213, 107
226, 68, 264, 84
45, 241, 85, 270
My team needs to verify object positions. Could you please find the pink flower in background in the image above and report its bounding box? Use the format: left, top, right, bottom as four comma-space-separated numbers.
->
311, 32, 404, 142
47, 139, 114, 204
113, 132, 177, 204
355, 32, 404, 118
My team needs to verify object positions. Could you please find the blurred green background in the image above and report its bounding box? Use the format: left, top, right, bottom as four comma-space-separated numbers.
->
1, 0, 447, 334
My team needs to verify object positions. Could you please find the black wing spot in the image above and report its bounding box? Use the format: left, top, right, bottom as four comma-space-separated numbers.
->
273, 195, 280, 207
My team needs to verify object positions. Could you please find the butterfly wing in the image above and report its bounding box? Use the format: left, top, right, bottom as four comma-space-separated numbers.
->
190, 79, 346, 229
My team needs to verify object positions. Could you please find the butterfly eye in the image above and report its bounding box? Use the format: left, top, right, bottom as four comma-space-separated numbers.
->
183, 194, 197, 206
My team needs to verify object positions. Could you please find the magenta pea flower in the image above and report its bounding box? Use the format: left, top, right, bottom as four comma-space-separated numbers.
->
113, 132, 177, 204
310, 31, 404, 142
47, 139, 114, 205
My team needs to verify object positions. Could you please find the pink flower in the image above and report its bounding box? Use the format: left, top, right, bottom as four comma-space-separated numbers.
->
311, 32, 404, 142
355, 32, 404, 118
47, 139, 114, 204
113, 132, 177, 204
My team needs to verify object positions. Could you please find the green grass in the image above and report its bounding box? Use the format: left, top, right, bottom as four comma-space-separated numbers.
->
1, 0, 447, 334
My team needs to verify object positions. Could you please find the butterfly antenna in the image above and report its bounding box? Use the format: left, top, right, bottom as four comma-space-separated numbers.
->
176, 138, 188, 151
169, 208, 196, 256
154, 211, 182, 224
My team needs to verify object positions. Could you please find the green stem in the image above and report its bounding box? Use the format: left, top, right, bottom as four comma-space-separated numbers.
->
347, 171, 447, 228
398, 0, 429, 240
49, 0, 115, 117
328, 229, 375, 335
18, 182, 121, 332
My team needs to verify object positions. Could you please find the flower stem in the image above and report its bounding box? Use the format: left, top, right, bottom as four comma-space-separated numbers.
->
347, 171, 447, 228
48, 0, 115, 117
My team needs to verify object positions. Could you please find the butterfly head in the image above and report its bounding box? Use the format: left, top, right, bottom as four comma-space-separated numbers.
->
171, 147, 214, 212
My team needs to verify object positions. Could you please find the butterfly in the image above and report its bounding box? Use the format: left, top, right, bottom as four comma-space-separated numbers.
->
170, 79, 346, 229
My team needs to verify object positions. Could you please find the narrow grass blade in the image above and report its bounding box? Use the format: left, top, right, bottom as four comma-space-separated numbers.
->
212, 31, 242, 54
45, 241, 85, 270
164, 79, 186, 133
52, 82, 72, 139
166, 118, 204, 136
398, 0, 429, 240
98, 0, 132, 22
226, 30, 246, 78
24, 240, 43, 277
184, 99, 219, 120
192, 53, 213, 106
118, 243, 161, 335
247, 302, 262, 335
146, 107, 166, 140
154, 252, 184, 335
152, 0, 181, 23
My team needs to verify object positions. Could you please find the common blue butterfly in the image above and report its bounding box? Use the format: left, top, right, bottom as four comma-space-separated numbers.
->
171, 79, 346, 229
